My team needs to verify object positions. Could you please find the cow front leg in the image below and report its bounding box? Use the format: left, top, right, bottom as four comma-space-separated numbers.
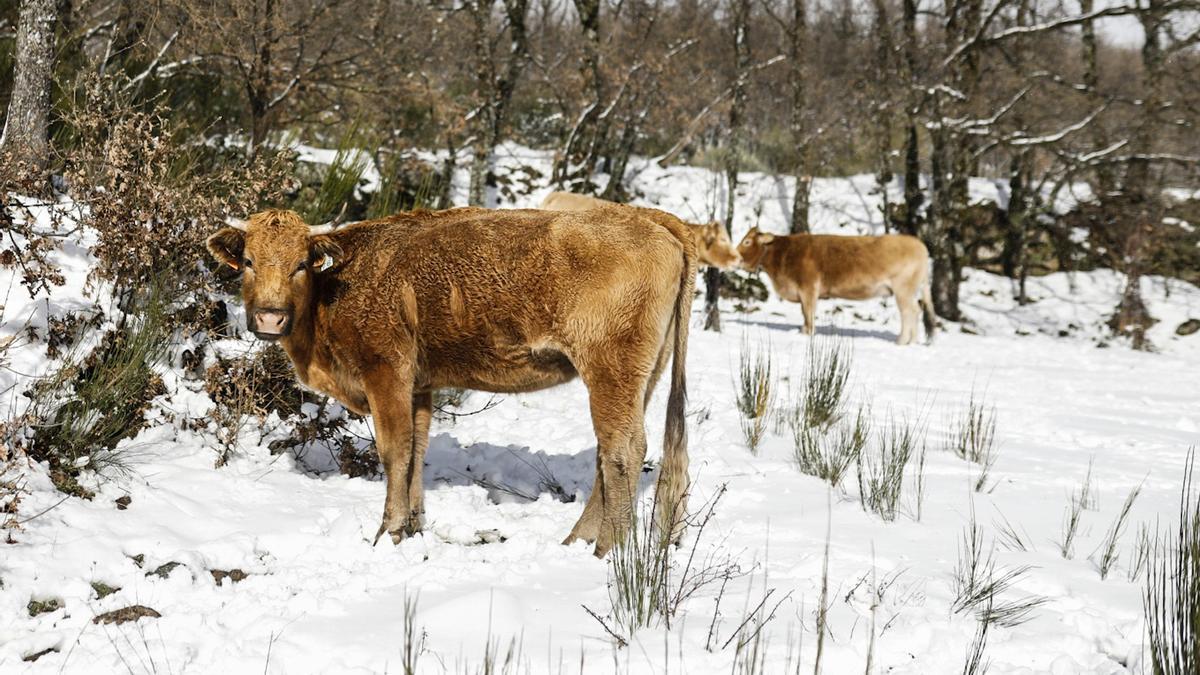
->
406, 392, 433, 536
798, 288, 818, 336
365, 364, 416, 545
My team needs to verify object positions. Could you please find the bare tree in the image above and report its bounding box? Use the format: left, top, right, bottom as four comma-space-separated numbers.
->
176, 0, 375, 155
765, 0, 811, 233
466, 0, 531, 206
704, 0, 752, 332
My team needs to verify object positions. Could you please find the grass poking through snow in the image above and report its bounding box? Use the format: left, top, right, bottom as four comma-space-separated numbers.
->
949, 389, 1000, 493
953, 513, 1048, 628
1058, 459, 1095, 559
799, 337, 852, 431
1093, 482, 1143, 580
735, 337, 776, 455
1144, 448, 1200, 675
790, 404, 870, 489
858, 412, 926, 522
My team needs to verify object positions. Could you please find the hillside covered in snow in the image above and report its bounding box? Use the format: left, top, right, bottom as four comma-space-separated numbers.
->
1, 147, 1199, 674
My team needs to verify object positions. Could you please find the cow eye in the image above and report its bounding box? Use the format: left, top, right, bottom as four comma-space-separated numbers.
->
242, 258, 253, 269
294, 261, 307, 274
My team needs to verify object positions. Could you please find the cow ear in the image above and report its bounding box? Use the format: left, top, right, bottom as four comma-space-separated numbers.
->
207, 227, 245, 270
308, 235, 345, 273
757, 232, 776, 244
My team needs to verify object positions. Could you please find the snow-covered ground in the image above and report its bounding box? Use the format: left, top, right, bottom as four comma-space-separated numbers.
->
2, 147, 1199, 673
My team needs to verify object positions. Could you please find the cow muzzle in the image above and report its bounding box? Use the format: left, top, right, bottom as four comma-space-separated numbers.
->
251, 307, 293, 339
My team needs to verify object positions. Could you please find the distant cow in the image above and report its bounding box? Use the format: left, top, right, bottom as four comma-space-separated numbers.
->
539, 191, 741, 269
736, 228, 936, 345
207, 206, 696, 557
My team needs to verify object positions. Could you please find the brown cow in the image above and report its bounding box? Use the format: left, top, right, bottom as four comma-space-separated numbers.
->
539, 191, 741, 269
736, 227, 936, 345
206, 206, 696, 557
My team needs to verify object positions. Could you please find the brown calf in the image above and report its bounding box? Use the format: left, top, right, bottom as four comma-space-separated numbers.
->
736, 227, 936, 345
207, 207, 696, 557
539, 191, 741, 269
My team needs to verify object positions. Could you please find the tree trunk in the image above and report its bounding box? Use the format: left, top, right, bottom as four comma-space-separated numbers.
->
899, 0, 921, 237
245, 0, 276, 157
2, 0, 58, 172
787, 0, 810, 234
1110, 0, 1166, 348
870, 0, 895, 231
901, 126, 921, 236
553, 0, 606, 186
928, 128, 962, 321
1078, 0, 1115, 197
706, 0, 752, 332
1002, 153, 1030, 303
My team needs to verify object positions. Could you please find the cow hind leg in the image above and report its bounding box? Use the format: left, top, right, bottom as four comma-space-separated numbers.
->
895, 292, 918, 345
407, 392, 433, 535
565, 357, 652, 557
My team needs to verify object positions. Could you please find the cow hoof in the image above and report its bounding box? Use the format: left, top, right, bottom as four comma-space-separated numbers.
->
404, 512, 425, 536
373, 521, 408, 546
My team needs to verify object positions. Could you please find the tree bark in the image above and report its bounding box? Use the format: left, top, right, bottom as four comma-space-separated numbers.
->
870, 0, 894, 231
2, 0, 58, 172
706, 0, 752, 332
899, 0, 922, 237
928, 128, 960, 320
1002, 152, 1031, 303
787, 0, 810, 234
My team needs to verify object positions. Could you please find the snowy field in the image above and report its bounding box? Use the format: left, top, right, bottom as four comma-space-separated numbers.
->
2, 146, 1199, 673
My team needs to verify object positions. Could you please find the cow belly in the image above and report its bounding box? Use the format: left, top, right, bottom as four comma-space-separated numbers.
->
429, 345, 579, 394
822, 282, 890, 301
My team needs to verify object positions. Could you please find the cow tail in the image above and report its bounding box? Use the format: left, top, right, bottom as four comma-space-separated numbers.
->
920, 270, 937, 344
656, 222, 696, 543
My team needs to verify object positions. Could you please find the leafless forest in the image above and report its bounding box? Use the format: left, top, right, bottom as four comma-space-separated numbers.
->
1, 0, 1199, 343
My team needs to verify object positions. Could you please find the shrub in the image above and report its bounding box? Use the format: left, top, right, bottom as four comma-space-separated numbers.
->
61, 73, 291, 302
295, 124, 371, 224
799, 338, 852, 431
791, 404, 870, 488
953, 515, 1048, 627
1144, 449, 1200, 675
11, 286, 170, 494
588, 486, 742, 644
735, 338, 775, 454
858, 412, 925, 522
950, 390, 999, 492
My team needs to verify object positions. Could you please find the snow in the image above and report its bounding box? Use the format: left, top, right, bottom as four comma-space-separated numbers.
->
2, 146, 1199, 673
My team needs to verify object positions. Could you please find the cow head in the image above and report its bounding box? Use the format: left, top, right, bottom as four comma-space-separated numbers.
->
736, 227, 775, 271
206, 209, 344, 341
694, 221, 741, 269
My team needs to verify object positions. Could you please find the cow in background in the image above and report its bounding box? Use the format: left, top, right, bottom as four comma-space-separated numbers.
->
736, 228, 936, 345
539, 191, 740, 270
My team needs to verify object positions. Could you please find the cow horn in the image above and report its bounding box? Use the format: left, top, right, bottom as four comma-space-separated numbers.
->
330, 202, 349, 228
309, 203, 349, 236
225, 217, 248, 231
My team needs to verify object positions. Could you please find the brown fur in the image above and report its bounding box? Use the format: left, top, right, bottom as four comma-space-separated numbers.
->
207, 206, 696, 557
539, 191, 740, 269
736, 227, 936, 345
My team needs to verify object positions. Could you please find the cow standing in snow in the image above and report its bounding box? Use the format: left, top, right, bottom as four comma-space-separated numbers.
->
539, 191, 742, 270
736, 227, 936, 345
206, 207, 696, 557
